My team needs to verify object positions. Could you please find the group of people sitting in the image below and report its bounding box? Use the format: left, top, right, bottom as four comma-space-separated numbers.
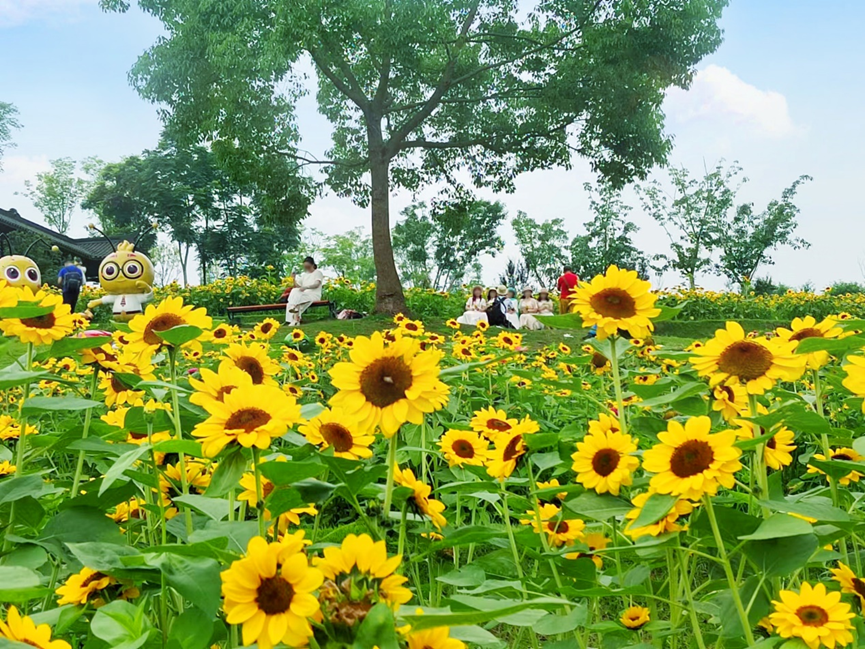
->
457, 266, 581, 331
457, 285, 555, 330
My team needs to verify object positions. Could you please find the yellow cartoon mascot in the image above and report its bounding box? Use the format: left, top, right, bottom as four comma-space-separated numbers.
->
87, 240, 155, 322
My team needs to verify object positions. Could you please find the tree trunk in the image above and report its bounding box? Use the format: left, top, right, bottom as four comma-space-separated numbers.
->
369, 150, 407, 315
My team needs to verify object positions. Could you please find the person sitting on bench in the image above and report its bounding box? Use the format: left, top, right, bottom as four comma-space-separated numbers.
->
285, 256, 324, 326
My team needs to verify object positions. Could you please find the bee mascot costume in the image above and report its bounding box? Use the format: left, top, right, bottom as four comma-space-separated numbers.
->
0, 233, 59, 291
86, 224, 155, 322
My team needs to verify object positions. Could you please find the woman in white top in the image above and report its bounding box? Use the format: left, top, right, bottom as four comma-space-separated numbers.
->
285, 256, 325, 326
537, 288, 555, 316
519, 287, 544, 331
505, 288, 520, 329
457, 285, 488, 325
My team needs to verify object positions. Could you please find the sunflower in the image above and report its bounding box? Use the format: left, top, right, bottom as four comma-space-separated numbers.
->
438, 429, 488, 467
284, 384, 303, 399
221, 535, 323, 649
0, 414, 38, 441
192, 384, 301, 457
690, 321, 806, 394
571, 428, 639, 496
55, 567, 114, 606
495, 331, 522, 350
398, 319, 425, 336
769, 582, 854, 649
0, 460, 16, 476
620, 606, 651, 630
570, 265, 661, 340
445, 318, 460, 330
841, 355, 865, 412
127, 296, 212, 355
289, 329, 305, 342
299, 406, 375, 460
633, 374, 659, 386
624, 491, 697, 539
558, 343, 572, 355
222, 342, 282, 386
314, 533, 412, 619
564, 531, 611, 568
711, 382, 750, 421
738, 425, 796, 470
452, 343, 476, 361
587, 413, 621, 436
536, 479, 568, 501
110, 498, 142, 523
589, 351, 611, 374
282, 348, 306, 366
426, 333, 446, 345
475, 320, 489, 332
189, 361, 254, 409
328, 332, 450, 438
808, 447, 863, 486
315, 331, 332, 347
0, 606, 71, 649
394, 465, 447, 529
642, 417, 741, 500
776, 316, 843, 369
485, 424, 537, 480
830, 562, 865, 607
520, 503, 585, 547
0, 287, 75, 345
205, 323, 235, 344
253, 318, 281, 341
99, 353, 155, 408
407, 627, 466, 649
160, 460, 213, 499
237, 466, 318, 533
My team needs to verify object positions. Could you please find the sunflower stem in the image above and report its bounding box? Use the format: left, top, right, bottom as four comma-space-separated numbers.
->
71, 368, 99, 497
397, 500, 409, 557
608, 335, 629, 436
167, 346, 193, 536
252, 447, 265, 537
677, 538, 707, 649
420, 415, 428, 484
703, 495, 755, 646
748, 394, 771, 519
382, 433, 398, 519
5, 343, 34, 551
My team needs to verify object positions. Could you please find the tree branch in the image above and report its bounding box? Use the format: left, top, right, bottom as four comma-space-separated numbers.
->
308, 46, 370, 112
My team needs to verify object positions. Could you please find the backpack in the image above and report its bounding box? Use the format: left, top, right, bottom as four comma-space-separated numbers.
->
486, 296, 514, 329
64, 268, 83, 291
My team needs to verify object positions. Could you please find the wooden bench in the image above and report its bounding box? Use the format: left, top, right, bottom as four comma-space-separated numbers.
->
226, 301, 336, 323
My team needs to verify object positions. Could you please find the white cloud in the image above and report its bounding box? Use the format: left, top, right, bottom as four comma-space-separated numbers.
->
665, 64, 798, 138
0, 0, 91, 28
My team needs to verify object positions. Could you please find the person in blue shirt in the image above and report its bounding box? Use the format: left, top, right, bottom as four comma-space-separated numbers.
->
57, 259, 84, 311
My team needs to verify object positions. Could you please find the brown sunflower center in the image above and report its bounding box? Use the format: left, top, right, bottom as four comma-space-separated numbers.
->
405, 322, 418, 331
766, 435, 777, 449
235, 356, 265, 384
143, 313, 185, 345
215, 385, 236, 402
833, 453, 853, 461
717, 341, 773, 381
796, 605, 829, 626
320, 422, 355, 452
790, 327, 822, 342
81, 571, 107, 588
110, 374, 131, 394
451, 439, 475, 459
718, 386, 735, 401
502, 435, 523, 462
256, 576, 295, 615
591, 352, 609, 369
260, 323, 273, 334
213, 328, 227, 339
224, 407, 272, 433
358, 357, 413, 408
547, 520, 569, 534
589, 288, 637, 319
669, 440, 715, 478
261, 481, 275, 499
287, 352, 300, 362
487, 418, 512, 432
853, 578, 865, 598
591, 448, 621, 477
20, 312, 56, 329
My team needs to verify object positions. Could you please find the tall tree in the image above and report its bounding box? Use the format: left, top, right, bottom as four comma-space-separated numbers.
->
570, 182, 649, 278
499, 259, 530, 290
511, 212, 569, 289
0, 101, 21, 172
20, 157, 97, 234
715, 175, 812, 291
637, 162, 740, 289
392, 198, 506, 291
102, 0, 728, 313
318, 228, 377, 282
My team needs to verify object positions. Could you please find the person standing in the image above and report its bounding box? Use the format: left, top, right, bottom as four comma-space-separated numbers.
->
58, 259, 84, 311
556, 266, 579, 314
285, 256, 325, 326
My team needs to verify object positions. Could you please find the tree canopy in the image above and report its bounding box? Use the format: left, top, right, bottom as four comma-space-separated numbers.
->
19, 157, 100, 234
0, 101, 20, 172
511, 212, 569, 289
101, 0, 729, 313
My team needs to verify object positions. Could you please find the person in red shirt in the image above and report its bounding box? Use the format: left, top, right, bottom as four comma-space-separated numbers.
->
556, 266, 579, 314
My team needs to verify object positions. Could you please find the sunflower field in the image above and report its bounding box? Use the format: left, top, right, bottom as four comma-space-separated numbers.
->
5, 267, 865, 649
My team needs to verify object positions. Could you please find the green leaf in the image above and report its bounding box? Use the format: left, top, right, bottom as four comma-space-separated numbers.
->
0, 369, 51, 390
167, 608, 214, 649
760, 498, 850, 523
808, 458, 865, 480
626, 493, 676, 530
534, 604, 588, 634
40, 507, 124, 546
265, 487, 306, 519
38, 335, 112, 360
0, 475, 48, 505
564, 492, 632, 520
0, 304, 55, 319
204, 446, 247, 497
352, 603, 400, 649
401, 597, 571, 631
66, 543, 142, 572
172, 494, 236, 522
100, 444, 152, 495
90, 600, 154, 649
795, 336, 865, 355
633, 382, 706, 408
653, 302, 688, 323
438, 565, 486, 588
531, 313, 585, 330
22, 396, 103, 413
155, 325, 203, 346
0, 566, 44, 602
153, 439, 203, 456
743, 533, 818, 577
739, 514, 814, 540
145, 553, 221, 616
258, 458, 326, 486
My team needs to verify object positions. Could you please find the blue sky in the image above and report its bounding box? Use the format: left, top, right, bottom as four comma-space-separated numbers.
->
1, 0, 863, 289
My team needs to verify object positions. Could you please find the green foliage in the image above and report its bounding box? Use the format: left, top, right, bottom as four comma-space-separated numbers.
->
392, 198, 507, 290
512, 212, 569, 289
569, 182, 649, 278
2, 230, 63, 285
317, 228, 376, 282
0, 100, 21, 171
20, 157, 100, 234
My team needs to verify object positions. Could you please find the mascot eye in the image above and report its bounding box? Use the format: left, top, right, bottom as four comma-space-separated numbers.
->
102, 262, 119, 279
5, 267, 20, 281
123, 261, 142, 279
26, 268, 40, 283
